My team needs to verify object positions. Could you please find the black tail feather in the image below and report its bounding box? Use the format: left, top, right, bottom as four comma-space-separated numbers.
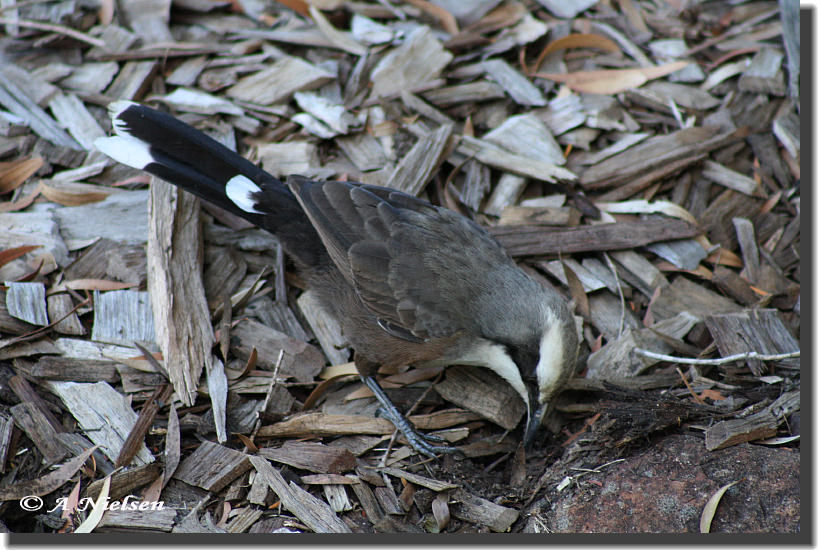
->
96, 101, 326, 268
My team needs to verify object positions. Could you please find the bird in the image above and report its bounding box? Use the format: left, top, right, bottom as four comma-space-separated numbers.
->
94, 100, 579, 457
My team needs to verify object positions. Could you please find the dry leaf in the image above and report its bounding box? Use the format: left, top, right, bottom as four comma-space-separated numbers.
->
562, 262, 589, 319
596, 200, 698, 224
533, 61, 689, 94
0, 245, 41, 269
405, 0, 458, 35
140, 474, 163, 504
274, 0, 310, 17
60, 279, 138, 292
74, 474, 110, 533
236, 433, 258, 453
319, 362, 358, 379
698, 389, 726, 401
533, 33, 621, 72
700, 480, 741, 533
162, 404, 180, 489
39, 182, 111, 206
0, 446, 97, 501
61, 480, 82, 521
431, 492, 450, 531
309, 5, 367, 55
0, 156, 43, 194
0, 187, 41, 213
97, 0, 114, 25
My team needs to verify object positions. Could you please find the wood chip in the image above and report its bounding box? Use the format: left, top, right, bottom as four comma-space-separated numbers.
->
370, 26, 453, 98
173, 440, 250, 492
738, 47, 786, 96
482, 58, 546, 106
5, 282, 48, 326
434, 366, 524, 430
10, 402, 68, 464
231, 318, 325, 382
259, 441, 356, 474
91, 290, 155, 346
490, 218, 699, 257
457, 135, 575, 183
450, 488, 519, 532
47, 381, 154, 465
227, 56, 334, 105
385, 124, 453, 196
705, 309, 799, 375
249, 455, 352, 533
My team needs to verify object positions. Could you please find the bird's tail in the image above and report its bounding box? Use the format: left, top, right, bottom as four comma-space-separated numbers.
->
94, 101, 325, 267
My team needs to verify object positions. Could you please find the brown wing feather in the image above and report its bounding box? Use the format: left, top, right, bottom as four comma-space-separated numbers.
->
288, 175, 530, 343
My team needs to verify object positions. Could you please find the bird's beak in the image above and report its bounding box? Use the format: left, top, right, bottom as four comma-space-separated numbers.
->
523, 402, 547, 449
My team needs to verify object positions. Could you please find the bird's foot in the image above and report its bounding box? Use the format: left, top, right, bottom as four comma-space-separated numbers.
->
361, 375, 462, 459
375, 406, 462, 458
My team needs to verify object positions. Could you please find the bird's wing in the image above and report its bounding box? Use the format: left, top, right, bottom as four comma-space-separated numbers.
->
288, 176, 515, 341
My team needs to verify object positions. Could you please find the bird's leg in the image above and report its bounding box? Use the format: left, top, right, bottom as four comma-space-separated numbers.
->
360, 375, 459, 458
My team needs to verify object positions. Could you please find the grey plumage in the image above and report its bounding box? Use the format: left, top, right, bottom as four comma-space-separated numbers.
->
95, 101, 579, 457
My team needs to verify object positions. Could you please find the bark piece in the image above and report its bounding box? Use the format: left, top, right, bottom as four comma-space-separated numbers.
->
435, 366, 525, 430
705, 390, 799, 450
147, 180, 214, 406
586, 312, 699, 379
738, 47, 786, 96
173, 440, 250, 492
704, 309, 799, 375
650, 276, 742, 321
457, 135, 576, 183
10, 402, 68, 464
105, 60, 159, 101
490, 218, 699, 257
258, 441, 356, 474
296, 290, 350, 366
450, 489, 519, 532
482, 59, 546, 106
482, 113, 564, 165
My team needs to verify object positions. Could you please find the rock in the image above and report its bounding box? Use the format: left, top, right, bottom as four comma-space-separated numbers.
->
537, 434, 798, 533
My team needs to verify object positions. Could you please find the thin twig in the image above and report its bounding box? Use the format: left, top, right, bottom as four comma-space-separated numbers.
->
0, 17, 106, 47
634, 348, 800, 366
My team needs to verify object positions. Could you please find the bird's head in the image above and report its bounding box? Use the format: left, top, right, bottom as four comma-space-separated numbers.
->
466, 275, 579, 448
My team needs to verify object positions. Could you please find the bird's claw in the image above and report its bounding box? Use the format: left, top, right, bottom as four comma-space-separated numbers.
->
376, 406, 462, 458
